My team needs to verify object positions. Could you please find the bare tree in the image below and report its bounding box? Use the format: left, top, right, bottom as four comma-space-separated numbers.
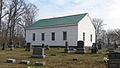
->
23, 3, 37, 26
105, 29, 120, 49
0, 0, 38, 49
0, 0, 8, 31
92, 18, 106, 49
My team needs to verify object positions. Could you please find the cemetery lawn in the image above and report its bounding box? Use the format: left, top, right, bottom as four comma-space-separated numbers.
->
0, 48, 108, 68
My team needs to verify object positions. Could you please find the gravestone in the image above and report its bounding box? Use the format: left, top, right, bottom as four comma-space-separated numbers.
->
9, 41, 14, 51
46, 45, 50, 50
34, 62, 45, 66
6, 59, 16, 63
108, 52, 120, 59
2, 43, 5, 50
25, 43, 31, 51
31, 44, 45, 58
108, 52, 120, 68
64, 41, 70, 53
91, 43, 98, 54
76, 41, 85, 54
19, 60, 30, 64
42, 44, 45, 48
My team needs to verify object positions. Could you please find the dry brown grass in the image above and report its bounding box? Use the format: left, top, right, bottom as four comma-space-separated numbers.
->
0, 48, 107, 68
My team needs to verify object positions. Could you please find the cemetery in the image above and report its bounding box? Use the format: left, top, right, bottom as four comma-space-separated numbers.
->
0, 43, 120, 68
1, 0, 120, 67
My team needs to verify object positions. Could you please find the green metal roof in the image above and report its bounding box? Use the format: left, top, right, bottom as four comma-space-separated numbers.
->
26, 13, 87, 29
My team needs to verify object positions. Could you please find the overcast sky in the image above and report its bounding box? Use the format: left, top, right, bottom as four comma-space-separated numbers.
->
28, 0, 120, 30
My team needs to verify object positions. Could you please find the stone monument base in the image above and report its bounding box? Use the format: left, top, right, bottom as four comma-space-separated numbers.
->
31, 55, 45, 58
76, 48, 86, 54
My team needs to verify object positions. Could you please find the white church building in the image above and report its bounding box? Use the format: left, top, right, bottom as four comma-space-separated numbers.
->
26, 13, 95, 47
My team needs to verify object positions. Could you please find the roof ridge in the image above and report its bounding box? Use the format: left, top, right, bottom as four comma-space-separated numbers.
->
37, 13, 88, 21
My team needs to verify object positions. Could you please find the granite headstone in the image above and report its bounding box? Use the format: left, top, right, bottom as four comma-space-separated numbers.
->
76, 41, 85, 54
31, 44, 45, 58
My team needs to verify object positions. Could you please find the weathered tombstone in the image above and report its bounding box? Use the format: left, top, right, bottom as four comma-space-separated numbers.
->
91, 43, 98, 54
25, 42, 31, 51
19, 60, 30, 64
9, 41, 14, 51
6, 59, 16, 63
76, 41, 85, 54
46, 45, 50, 50
34, 62, 45, 66
108, 52, 120, 68
64, 41, 70, 53
31, 44, 45, 58
2, 43, 5, 50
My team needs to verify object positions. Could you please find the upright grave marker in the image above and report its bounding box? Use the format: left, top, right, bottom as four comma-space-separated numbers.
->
91, 43, 98, 54
108, 52, 120, 68
9, 41, 14, 51
31, 44, 45, 58
64, 41, 70, 53
2, 43, 5, 50
25, 42, 31, 51
76, 41, 85, 54
46, 45, 50, 50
